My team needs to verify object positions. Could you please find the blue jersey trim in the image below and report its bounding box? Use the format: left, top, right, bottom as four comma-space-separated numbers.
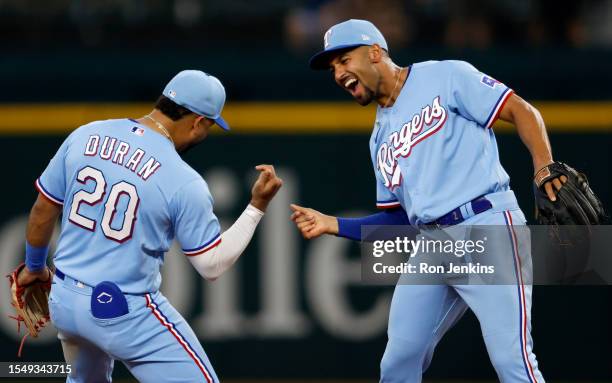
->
377, 199, 400, 204
35, 178, 64, 205
484, 87, 512, 127
183, 232, 221, 253
376, 199, 401, 208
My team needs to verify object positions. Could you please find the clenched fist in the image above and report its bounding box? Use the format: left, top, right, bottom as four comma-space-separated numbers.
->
250, 165, 283, 212
289, 204, 338, 239
17, 265, 51, 286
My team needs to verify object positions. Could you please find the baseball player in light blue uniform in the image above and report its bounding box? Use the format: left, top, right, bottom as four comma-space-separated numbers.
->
292, 20, 566, 382
16, 70, 282, 382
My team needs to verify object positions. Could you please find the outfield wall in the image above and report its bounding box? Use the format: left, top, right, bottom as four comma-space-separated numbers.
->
0, 104, 609, 380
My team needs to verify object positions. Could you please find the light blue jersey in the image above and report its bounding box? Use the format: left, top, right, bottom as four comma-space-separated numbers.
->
370, 60, 514, 224
36, 118, 221, 294
312, 20, 544, 382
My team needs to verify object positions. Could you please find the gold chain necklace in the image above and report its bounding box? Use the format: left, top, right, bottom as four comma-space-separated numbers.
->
383, 66, 405, 109
145, 114, 174, 144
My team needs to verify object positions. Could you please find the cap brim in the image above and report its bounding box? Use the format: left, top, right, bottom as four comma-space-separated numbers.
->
309, 44, 367, 70
214, 116, 230, 131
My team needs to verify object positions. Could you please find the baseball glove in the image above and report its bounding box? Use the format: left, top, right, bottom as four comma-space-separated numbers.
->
533, 162, 605, 225
6, 263, 51, 339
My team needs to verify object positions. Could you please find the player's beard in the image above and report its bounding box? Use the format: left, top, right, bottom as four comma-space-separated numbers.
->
353, 70, 380, 106
355, 85, 375, 106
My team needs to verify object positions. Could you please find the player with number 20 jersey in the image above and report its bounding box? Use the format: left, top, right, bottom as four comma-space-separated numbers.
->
37, 117, 220, 294
21, 70, 282, 382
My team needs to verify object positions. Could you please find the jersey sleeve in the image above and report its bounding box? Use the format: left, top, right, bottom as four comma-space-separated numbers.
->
447, 61, 514, 129
375, 171, 401, 209
171, 178, 222, 256
35, 134, 73, 206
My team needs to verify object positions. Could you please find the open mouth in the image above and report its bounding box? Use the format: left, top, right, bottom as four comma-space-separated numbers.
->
343, 77, 359, 95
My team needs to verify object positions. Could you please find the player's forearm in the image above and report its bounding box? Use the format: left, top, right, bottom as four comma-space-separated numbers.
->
515, 110, 553, 172
337, 208, 411, 241
26, 195, 61, 247
188, 204, 264, 281
500, 95, 553, 173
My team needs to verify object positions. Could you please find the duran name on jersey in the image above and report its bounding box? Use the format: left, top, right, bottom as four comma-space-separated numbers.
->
83, 135, 162, 181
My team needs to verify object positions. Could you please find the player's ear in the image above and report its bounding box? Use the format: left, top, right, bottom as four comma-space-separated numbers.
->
368, 44, 383, 64
193, 115, 213, 136
193, 115, 205, 130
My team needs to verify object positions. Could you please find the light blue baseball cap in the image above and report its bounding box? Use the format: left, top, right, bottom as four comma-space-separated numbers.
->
163, 70, 230, 131
309, 19, 388, 70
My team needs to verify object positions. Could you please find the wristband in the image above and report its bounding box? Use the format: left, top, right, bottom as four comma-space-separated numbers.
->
25, 241, 49, 272
245, 204, 265, 221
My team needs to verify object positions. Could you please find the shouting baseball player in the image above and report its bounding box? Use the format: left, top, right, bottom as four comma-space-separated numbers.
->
290, 19, 590, 382
9, 70, 282, 382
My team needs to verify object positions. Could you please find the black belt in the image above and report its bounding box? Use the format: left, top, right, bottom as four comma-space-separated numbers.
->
432, 195, 493, 226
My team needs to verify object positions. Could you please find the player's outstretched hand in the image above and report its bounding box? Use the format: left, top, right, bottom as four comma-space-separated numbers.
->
250, 165, 283, 212
289, 204, 338, 239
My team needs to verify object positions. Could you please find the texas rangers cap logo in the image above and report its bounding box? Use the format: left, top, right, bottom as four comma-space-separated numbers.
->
324, 29, 332, 48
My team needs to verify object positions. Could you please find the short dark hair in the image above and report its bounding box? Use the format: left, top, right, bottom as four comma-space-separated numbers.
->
154, 95, 194, 121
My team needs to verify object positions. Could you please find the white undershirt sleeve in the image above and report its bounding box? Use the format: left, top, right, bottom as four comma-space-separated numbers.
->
188, 204, 264, 281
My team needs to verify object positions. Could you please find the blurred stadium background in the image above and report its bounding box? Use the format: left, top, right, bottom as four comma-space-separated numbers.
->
0, 0, 610, 381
